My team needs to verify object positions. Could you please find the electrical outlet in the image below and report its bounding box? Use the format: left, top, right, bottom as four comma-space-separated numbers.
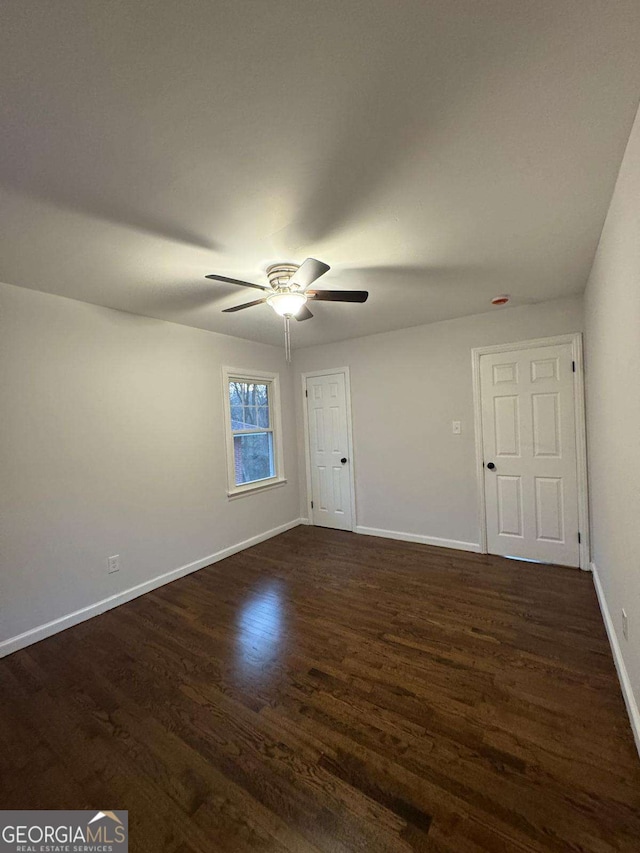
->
452, 420, 461, 435
107, 554, 120, 574
622, 609, 628, 640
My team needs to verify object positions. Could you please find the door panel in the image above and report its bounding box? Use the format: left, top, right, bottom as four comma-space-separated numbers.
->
480, 343, 579, 567
493, 362, 518, 384
494, 396, 520, 456
306, 373, 352, 531
497, 475, 523, 537
532, 393, 560, 457
314, 408, 325, 451
535, 477, 564, 541
531, 356, 559, 383
317, 466, 327, 510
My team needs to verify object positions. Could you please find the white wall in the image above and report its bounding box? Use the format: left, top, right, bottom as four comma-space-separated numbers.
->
0, 282, 300, 651
294, 295, 583, 548
584, 102, 640, 746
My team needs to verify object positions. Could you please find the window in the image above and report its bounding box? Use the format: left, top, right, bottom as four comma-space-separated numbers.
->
222, 368, 285, 497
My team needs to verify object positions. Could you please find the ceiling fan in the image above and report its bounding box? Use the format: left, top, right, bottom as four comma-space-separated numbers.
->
205, 258, 368, 360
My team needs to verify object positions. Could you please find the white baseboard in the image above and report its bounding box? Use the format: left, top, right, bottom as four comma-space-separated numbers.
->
354, 525, 480, 553
0, 518, 305, 659
591, 562, 640, 757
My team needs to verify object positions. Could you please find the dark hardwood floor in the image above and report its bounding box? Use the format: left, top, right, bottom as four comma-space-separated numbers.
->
1, 526, 639, 852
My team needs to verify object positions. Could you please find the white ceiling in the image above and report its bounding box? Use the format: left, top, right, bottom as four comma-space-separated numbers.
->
2, 1, 640, 348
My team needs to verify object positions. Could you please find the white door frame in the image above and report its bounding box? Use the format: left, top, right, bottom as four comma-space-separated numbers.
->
301, 367, 357, 531
471, 333, 590, 570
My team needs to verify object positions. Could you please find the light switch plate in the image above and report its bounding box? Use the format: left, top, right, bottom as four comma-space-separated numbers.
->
452, 421, 461, 434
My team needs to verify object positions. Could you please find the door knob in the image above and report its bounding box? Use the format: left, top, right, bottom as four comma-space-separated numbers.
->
341, 457, 348, 464
486, 462, 496, 470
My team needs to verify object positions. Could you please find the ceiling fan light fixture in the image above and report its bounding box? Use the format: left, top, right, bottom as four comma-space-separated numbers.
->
267, 291, 308, 317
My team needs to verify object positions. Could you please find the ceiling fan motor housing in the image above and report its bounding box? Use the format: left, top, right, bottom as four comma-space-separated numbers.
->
266, 263, 300, 291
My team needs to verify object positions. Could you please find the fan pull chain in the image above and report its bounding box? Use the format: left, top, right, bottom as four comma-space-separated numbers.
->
284, 315, 292, 363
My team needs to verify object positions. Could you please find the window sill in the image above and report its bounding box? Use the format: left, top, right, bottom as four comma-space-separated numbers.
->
227, 478, 288, 500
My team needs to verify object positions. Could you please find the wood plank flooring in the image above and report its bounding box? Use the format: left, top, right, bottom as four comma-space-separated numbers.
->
1, 526, 639, 852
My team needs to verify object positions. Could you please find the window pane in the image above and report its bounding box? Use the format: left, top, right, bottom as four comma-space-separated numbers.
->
254, 384, 269, 407
229, 381, 268, 406
233, 432, 274, 485
243, 406, 258, 427
230, 405, 244, 429
229, 381, 270, 433
229, 383, 244, 406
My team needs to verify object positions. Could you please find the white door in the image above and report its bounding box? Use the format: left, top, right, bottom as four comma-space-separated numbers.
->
480, 343, 580, 567
306, 372, 353, 531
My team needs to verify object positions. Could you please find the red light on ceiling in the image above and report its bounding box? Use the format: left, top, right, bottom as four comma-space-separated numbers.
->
491, 295, 510, 306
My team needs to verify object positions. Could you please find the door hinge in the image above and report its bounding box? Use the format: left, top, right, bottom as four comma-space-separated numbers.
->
572, 360, 576, 372
310, 500, 314, 509
305, 388, 308, 397
578, 532, 581, 543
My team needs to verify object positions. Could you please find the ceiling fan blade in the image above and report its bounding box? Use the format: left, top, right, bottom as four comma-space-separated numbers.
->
307, 290, 368, 303
205, 274, 269, 291
288, 258, 330, 290
222, 298, 268, 313
295, 305, 314, 321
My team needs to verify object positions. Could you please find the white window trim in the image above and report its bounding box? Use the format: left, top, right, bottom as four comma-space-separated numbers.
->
222, 366, 286, 499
